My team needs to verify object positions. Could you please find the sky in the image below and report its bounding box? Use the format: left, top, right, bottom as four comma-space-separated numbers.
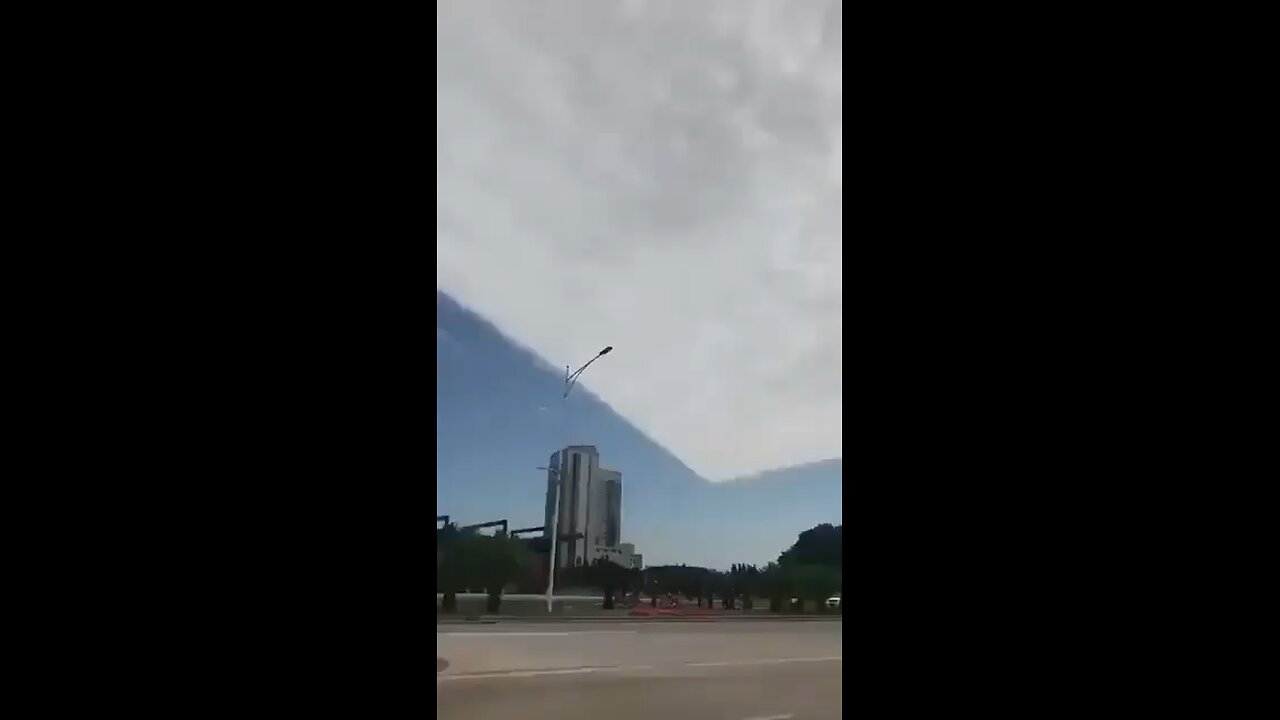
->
436, 0, 842, 481
437, 292, 842, 570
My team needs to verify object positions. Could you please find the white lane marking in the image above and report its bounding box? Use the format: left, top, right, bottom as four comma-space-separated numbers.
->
438, 631, 637, 637
440, 627, 570, 632
438, 666, 618, 681
437, 656, 839, 681
743, 715, 794, 720
685, 656, 841, 667
439, 663, 656, 681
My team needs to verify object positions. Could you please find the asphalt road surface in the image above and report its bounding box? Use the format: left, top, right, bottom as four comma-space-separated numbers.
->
438, 620, 842, 720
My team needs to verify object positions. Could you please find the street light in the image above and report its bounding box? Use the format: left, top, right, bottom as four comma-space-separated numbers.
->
544, 345, 613, 612
563, 346, 613, 399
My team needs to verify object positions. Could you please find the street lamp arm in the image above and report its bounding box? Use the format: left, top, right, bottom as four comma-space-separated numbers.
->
564, 347, 613, 399
564, 359, 595, 398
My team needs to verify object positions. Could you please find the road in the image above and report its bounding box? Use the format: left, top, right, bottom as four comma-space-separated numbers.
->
438, 620, 842, 720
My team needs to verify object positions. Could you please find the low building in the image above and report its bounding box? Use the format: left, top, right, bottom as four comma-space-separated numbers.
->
590, 544, 630, 567
589, 541, 643, 570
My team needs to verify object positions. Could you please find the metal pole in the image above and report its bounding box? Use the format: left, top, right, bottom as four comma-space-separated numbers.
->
546, 347, 611, 614
546, 469, 560, 612
545, 365, 570, 613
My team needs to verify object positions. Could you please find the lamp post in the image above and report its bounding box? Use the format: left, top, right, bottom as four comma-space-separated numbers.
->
542, 346, 613, 613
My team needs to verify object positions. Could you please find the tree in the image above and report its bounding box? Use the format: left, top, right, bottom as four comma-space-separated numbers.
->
705, 570, 723, 608
787, 564, 840, 613
472, 531, 531, 613
637, 565, 713, 607
714, 563, 762, 610
645, 569, 661, 606
739, 564, 760, 609
560, 558, 640, 607
587, 559, 638, 609
775, 523, 842, 612
778, 523, 842, 568
440, 530, 530, 614
436, 522, 463, 612
760, 562, 787, 612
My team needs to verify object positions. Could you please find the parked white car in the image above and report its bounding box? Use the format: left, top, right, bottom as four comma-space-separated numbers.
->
825, 595, 841, 610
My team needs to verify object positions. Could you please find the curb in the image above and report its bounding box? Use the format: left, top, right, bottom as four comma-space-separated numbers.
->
437, 614, 841, 624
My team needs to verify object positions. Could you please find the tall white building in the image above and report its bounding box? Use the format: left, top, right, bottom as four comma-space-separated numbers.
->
544, 445, 625, 568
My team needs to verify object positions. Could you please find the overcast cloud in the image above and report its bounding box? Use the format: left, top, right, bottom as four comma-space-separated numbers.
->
437, 0, 842, 481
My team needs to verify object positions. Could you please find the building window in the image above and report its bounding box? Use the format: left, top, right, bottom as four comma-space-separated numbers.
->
570, 453, 581, 533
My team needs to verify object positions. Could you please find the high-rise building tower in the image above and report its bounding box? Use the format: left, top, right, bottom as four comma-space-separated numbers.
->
543, 445, 623, 568
595, 468, 622, 546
